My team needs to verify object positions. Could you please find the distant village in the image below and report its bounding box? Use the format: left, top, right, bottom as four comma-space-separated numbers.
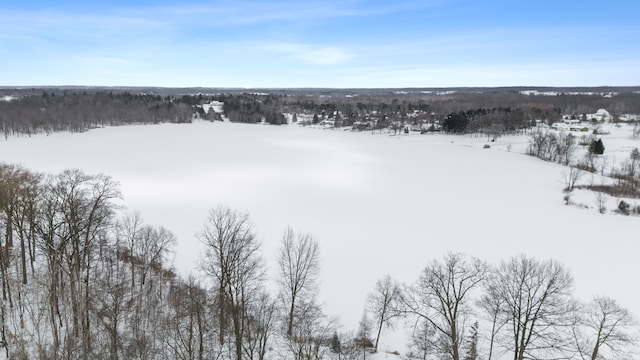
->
2, 87, 640, 138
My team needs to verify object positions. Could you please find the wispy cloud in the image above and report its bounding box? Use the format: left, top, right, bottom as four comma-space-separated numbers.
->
81, 56, 135, 67
0, 9, 163, 34
264, 42, 353, 65
2, 0, 637, 87
144, 0, 442, 25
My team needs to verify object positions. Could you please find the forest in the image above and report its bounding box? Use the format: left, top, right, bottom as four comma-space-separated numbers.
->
0, 163, 637, 360
2, 87, 640, 139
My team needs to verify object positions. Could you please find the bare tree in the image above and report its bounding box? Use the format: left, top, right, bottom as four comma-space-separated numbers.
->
122, 223, 177, 360
46, 169, 120, 356
479, 269, 509, 360
563, 166, 582, 192
277, 226, 320, 338
528, 130, 577, 165
406, 318, 437, 360
243, 291, 278, 360
198, 206, 265, 360
574, 296, 638, 360
563, 166, 583, 205
92, 247, 129, 360
164, 275, 211, 360
135, 224, 176, 288
0, 164, 41, 285
116, 211, 144, 289
285, 298, 335, 360
485, 255, 576, 360
366, 275, 401, 351
402, 253, 487, 360
330, 330, 365, 360
619, 148, 640, 189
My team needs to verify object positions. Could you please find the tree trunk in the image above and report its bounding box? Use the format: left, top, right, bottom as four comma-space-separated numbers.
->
590, 343, 599, 360
288, 294, 296, 337
19, 227, 27, 285
374, 317, 384, 351
219, 283, 225, 346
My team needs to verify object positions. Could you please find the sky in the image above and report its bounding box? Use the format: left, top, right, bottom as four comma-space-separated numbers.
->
1, 0, 639, 88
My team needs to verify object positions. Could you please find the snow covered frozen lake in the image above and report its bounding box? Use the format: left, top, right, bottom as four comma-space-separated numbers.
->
1, 121, 638, 351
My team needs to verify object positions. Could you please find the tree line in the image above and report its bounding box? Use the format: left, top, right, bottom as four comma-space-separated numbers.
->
0, 91, 196, 138
383, 253, 638, 360
527, 125, 640, 212
0, 163, 636, 359
3, 88, 640, 139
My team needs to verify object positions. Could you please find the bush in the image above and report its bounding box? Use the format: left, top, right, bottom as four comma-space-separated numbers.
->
618, 200, 630, 215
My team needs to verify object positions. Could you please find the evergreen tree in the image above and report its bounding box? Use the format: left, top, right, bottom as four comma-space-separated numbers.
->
463, 321, 479, 360
356, 311, 373, 359
330, 332, 342, 353
442, 111, 470, 133
589, 138, 605, 155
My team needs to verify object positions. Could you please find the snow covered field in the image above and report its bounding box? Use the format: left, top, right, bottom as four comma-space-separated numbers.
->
1, 121, 638, 353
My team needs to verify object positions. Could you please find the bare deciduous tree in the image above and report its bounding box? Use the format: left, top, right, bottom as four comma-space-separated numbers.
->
198, 206, 265, 360
485, 255, 576, 360
366, 275, 401, 352
277, 227, 320, 338
116, 211, 144, 288
135, 224, 176, 288
44, 169, 120, 356
243, 291, 278, 360
406, 318, 436, 360
479, 269, 508, 360
563, 166, 582, 192
402, 253, 487, 360
165, 275, 211, 360
92, 247, 128, 360
0, 164, 41, 285
574, 296, 638, 360
285, 299, 335, 360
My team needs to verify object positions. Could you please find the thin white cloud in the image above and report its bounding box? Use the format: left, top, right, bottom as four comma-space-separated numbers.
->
2, 0, 637, 88
145, 0, 442, 25
81, 56, 135, 66
0, 9, 163, 33
265, 42, 353, 65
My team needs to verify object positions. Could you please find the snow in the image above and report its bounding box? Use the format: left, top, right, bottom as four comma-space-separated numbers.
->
520, 90, 618, 97
202, 100, 224, 114
1, 121, 639, 355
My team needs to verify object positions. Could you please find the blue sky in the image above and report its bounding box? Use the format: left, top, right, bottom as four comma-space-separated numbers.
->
1, 0, 639, 88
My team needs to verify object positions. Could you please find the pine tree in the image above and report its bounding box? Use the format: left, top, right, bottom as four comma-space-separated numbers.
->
330, 332, 342, 353
356, 311, 373, 359
589, 138, 605, 155
463, 321, 479, 360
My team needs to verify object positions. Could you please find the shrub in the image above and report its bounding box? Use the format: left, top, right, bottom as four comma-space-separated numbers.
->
618, 200, 630, 215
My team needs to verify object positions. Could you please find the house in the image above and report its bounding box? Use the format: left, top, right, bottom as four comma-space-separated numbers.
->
586, 109, 612, 122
